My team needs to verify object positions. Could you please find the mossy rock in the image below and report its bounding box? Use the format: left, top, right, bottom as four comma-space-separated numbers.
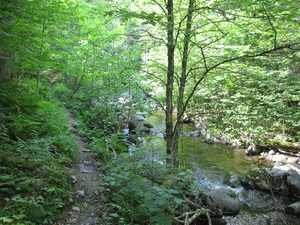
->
200, 188, 241, 215
241, 168, 289, 195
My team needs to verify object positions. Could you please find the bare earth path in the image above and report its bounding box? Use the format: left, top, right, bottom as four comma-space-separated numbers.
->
60, 111, 104, 225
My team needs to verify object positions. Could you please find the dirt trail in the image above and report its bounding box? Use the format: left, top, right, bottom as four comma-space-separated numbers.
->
61, 111, 104, 225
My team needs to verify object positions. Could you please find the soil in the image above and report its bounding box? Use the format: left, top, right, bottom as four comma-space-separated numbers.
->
58, 111, 106, 225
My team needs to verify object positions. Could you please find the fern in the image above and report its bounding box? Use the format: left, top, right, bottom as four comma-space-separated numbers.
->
107, 203, 123, 211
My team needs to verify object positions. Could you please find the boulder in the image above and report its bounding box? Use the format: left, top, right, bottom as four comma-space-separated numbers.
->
200, 188, 241, 215
143, 122, 154, 128
118, 114, 126, 120
128, 115, 145, 129
239, 189, 285, 211
224, 172, 241, 188
241, 168, 289, 195
285, 201, 300, 217
128, 115, 153, 134
273, 162, 300, 174
241, 164, 300, 197
268, 154, 287, 162
231, 139, 242, 147
287, 157, 300, 164
229, 173, 241, 188
72, 206, 80, 212
287, 169, 300, 197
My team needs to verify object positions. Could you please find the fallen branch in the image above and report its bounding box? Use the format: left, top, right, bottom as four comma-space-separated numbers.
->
176, 208, 212, 225
184, 197, 202, 208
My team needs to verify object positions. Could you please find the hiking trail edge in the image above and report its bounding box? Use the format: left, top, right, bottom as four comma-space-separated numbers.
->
59, 110, 105, 225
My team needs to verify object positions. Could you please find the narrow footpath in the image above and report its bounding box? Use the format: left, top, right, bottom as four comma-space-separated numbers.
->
61, 111, 104, 225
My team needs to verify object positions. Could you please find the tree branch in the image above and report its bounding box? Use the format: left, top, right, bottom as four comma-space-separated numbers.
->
181, 42, 300, 115
261, 4, 277, 48
150, 0, 167, 16
186, 111, 300, 120
126, 74, 166, 112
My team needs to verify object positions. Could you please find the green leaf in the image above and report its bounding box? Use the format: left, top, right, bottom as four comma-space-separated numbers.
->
109, 213, 120, 218
0, 217, 13, 222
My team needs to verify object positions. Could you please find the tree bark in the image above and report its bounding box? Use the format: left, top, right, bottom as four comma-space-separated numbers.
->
165, 0, 194, 167
165, 0, 175, 164
172, 0, 194, 167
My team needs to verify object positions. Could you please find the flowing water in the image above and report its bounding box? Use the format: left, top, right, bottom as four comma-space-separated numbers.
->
141, 114, 300, 225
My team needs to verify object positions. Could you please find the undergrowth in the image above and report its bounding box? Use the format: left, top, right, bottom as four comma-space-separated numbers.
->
100, 154, 194, 225
0, 79, 77, 224
54, 82, 198, 225
53, 80, 219, 224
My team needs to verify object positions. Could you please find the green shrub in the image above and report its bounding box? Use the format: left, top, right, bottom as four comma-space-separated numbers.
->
102, 163, 185, 225
52, 83, 72, 102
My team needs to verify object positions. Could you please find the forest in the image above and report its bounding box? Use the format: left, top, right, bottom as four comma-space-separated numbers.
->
0, 0, 299, 224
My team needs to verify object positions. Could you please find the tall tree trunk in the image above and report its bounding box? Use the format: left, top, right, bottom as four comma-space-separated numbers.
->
165, 0, 175, 165
166, 0, 194, 167
172, 0, 194, 167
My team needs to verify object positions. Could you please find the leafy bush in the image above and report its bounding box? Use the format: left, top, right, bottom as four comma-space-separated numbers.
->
98, 144, 198, 225
52, 82, 72, 102
102, 162, 185, 225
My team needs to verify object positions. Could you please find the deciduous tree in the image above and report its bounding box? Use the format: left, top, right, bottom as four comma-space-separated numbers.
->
114, 0, 300, 166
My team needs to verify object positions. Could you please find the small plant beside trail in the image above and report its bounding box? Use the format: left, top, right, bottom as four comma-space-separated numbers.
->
99, 145, 198, 225
99, 149, 216, 225
101, 163, 185, 224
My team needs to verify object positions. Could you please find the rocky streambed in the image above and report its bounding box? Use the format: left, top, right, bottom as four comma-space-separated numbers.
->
178, 135, 300, 224
122, 111, 300, 224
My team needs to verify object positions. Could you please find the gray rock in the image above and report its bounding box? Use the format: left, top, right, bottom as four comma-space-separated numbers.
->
241, 168, 289, 195
273, 163, 300, 174
70, 175, 77, 183
77, 190, 85, 197
267, 167, 286, 178
268, 154, 287, 162
268, 150, 276, 155
287, 157, 300, 164
118, 114, 126, 121
241, 164, 300, 197
128, 115, 153, 133
287, 169, 300, 196
72, 206, 81, 212
231, 139, 242, 147
239, 190, 285, 212
229, 177, 241, 188
227, 172, 241, 188
143, 122, 154, 128
187, 130, 201, 137
200, 188, 241, 215
285, 202, 300, 217
246, 144, 261, 156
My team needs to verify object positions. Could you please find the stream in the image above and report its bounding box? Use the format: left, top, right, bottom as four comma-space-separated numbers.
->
137, 113, 300, 225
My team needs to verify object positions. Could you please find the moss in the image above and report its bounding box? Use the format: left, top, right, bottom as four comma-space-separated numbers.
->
228, 191, 238, 199
266, 140, 300, 153
246, 169, 265, 178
